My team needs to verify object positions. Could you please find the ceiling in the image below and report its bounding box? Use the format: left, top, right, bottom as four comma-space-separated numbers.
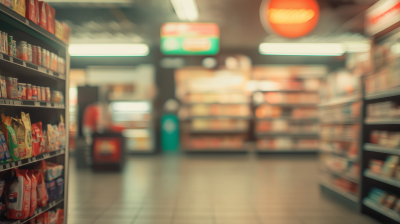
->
52, 0, 379, 49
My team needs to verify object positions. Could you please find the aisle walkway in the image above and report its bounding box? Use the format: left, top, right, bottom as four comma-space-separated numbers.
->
67, 154, 380, 224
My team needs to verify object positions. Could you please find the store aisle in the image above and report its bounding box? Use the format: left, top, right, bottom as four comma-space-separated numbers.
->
67, 154, 380, 224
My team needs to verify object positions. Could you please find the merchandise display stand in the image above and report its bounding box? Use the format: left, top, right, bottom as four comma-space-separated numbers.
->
0, 5, 69, 224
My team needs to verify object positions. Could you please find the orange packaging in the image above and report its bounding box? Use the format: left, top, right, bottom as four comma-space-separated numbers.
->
27, 170, 37, 217
6, 169, 31, 219
25, 0, 38, 23
38, 1, 47, 29
13, 0, 26, 17
46, 3, 55, 34
36, 211, 49, 224
35, 171, 48, 207
32, 122, 45, 156
56, 209, 64, 224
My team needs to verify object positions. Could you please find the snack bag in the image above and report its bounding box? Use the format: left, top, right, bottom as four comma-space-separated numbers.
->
0, 180, 5, 196
46, 125, 55, 152
11, 118, 26, 159
55, 178, 63, 198
48, 210, 57, 224
32, 122, 45, 156
27, 170, 37, 217
13, 0, 26, 17
35, 171, 48, 207
36, 211, 49, 224
39, 161, 63, 181
1, 114, 20, 161
0, 131, 12, 163
52, 125, 60, 151
45, 180, 56, 203
21, 112, 32, 158
56, 209, 63, 224
6, 169, 31, 219
58, 121, 65, 150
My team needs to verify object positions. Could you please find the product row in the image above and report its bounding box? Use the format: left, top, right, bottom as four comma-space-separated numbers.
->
367, 188, 400, 215
184, 93, 248, 104
320, 141, 358, 159
255, 120, 318, 133
191, 119, 248, 131
261, 92, 319, 104
367, 101, 400, 118
365, 68, 400, 95
319, 70, 361, 103
255, 105, 318, 119
0, 0, 70, 43
1, 112, 65, 163
320, 154, 360, 179
319, 102, 361, 122
369, 155, 400, 180
0, 160, 64, 221
181, 104, 251, 117
0, 76, 64, 103
257, 138, 319, 150
185, 136, 244, 150
320, 124, 360, 139
321, 172, 358, 195
370, 131, 400, 149
0, 30, 66, 74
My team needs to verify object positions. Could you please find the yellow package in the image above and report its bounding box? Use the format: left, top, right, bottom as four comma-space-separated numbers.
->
13, 0, 26, 17
11, 117, 26, 159
21, 112, 32, 158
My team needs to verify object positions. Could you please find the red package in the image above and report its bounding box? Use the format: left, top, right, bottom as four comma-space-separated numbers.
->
56, 209, 64, 224
6, 169, 31, 219
37, 211, 49, 224
49, 210, 57, 224
35, 171, 48, 207
25, 0, 38, 24
38, 2, 47, 29
32, 122, 45, 156
46, 4, 55, 34
27, 171, 37, 217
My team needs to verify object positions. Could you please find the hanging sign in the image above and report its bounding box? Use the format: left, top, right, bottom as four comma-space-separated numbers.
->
260, 0, 320, 38
366, 0, 400, 36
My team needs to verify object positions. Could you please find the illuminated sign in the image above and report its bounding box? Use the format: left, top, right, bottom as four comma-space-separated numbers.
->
260, 0, 320, 38
161, 23, 219, 55
366, 0, 400, 36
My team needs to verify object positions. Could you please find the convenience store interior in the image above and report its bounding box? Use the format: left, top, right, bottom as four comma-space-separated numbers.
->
1, 0, 400, 224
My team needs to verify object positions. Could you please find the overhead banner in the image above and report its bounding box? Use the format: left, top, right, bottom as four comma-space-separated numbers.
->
366, 0, 400, 36
161, 23, 219, 55
260, 0, 320, 38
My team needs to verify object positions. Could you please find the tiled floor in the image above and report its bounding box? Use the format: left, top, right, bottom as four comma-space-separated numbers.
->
66, 153, 381, 224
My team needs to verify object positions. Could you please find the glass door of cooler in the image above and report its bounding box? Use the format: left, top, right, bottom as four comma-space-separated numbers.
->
109, 101, 154, 152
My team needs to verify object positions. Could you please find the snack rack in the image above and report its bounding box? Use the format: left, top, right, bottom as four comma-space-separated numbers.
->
0, 4, 69, 224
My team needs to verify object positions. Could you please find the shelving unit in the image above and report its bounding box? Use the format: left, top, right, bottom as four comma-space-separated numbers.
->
0, 5, 69, 224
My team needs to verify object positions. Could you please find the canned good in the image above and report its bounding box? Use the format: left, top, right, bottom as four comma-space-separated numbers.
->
17, 83, 23, 99
20, 83, 26, 100
37, 86, 41, 101
42, 49, 47, 68
7, 36, 12, 56
17, 41, 28, 61
27, 44, 32, 63
11, 78, 18, 99
32, 45, 37, 64
32, 85, 37, 100
12, 40, 16, 58
26, 84, 32, 100
0, 76, 6, 98
41, 86, 45, 101
46, 50, 50, 69
6, 77, 12, 99
37, 46, 42, 66
45, 87, 51, 102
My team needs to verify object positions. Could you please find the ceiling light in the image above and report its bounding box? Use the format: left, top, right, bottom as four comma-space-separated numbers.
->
343, 42, 371, 53
171, 0, 199, 21
259, 43, 345, 56
69, 44, 149, 56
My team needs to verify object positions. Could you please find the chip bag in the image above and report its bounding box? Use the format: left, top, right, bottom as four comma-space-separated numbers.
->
27, 170, 37, 217
21, 112, 33, 159
36, 211, 49, 224
45, 125, 55, 152
56, 209, 64, 224
32, 122, 45, 156
6, 169, 31, 219
49, 210, 57, 224
1, 114, 19, 161
52, 125, 60, 151
12, 118, 26, 159
0, 131, 12, 163
58, 121, 65, 150
35, 171, 48, 207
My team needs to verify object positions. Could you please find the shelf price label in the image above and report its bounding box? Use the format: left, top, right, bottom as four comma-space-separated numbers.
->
9, 57, 13, 63
5, 164, 10, 169
25, 19, 29, 25
38, 67, 46, 73
0, 53, 3, 59
22, 61, 26, 67
34, 102, 40, 107
18, 161, 22, 166
13, 101, 22, 106
47, 103, 51, 107
48, 70, 53, 76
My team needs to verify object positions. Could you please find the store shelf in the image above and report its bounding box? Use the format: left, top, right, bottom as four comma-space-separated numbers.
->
0, 99, 65, 109
319, 181, 359, 202
1, 196, 64, 224
320, 151, 359, 162
365, 117, 400, 124
255, 117, 318, 122
0, 4, 67, 48
184, 148, 248, 153
255, 132, 318, 137
320, 136, 357, 142
321, 168, 360, 183
255, 103, 317, 107
257, 149, 318, 153
364, 169, 400, 188
365, 88, 400, 100
364, 143, 400, 155
183, 116, 252, 120
189, 129, 248, 134
319, 95, 361, 107
0, 149, 65, 172
320, 118, 360, 124
363, 198, 400, 223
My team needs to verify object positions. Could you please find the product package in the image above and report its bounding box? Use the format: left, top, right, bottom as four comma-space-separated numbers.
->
393, 199, 400, 213
3, 0, 13, 9
1, 114, 20, 161
6, 169, 31, 219
45, 124, 55, 152
25, 0, 38, 24
45, 180, 56, 202
384, 195, 398, 209
27, 170, 37, 217
0, 130, 12, 163
37, 1, 47, 29
52, 125, 60, 151
0, 180, 5, 196
11, 117, 26, 159
21, 112, 32, 159
56, 209, 63, 224
0, 76, 6, 98
368, 188, 387, 204
48, 210, 56, 224
382, 156, 399, 177
395, 166, 400, 180
58, 121, 65, 150
35, 171, 48, 207
36, 211, 49, 224
32, 122, 45, 156
45, 3, 55, 34
13, 0, 26, 17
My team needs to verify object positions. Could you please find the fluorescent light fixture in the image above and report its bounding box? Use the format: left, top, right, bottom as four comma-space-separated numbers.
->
259, 43, 345, 56
171, 0, 199, 21
343, 42, 371, 53
110, 102, 150, 112
69, 44, 149, 56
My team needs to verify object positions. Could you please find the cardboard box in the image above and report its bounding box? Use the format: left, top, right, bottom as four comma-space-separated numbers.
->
46, 3, 55, 34
25, 0, 37, 24
13, 0, 25, 17
38, 1, 46, 29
